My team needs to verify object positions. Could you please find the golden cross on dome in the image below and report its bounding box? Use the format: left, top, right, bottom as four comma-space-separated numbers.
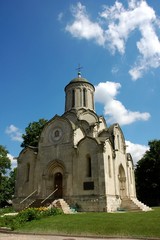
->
76, 64, 83, 77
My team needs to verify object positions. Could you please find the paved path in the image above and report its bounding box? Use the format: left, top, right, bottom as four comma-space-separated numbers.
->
0, 232, 139, 240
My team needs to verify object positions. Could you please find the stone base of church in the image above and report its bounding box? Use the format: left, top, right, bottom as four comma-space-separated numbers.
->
64, 195, 106, 212
64, 195, 121, 212
106, 195, 121, 212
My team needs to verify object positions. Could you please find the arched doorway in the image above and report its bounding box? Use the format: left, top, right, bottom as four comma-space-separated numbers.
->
118, 164, 126, 199
54, 172, 63, 199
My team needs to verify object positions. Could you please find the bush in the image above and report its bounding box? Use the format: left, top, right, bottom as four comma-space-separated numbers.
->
17, 208, 40, 223
0, 207, 63, 230
45, 207, 63, 216
1, 215, 17, 230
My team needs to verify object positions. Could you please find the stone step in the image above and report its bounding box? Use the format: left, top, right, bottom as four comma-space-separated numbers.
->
28, 198, 55, 208
51, 199, 75, 214
121, 197, 152, 212
131, 198, 152, 211
27, 198, 75, 214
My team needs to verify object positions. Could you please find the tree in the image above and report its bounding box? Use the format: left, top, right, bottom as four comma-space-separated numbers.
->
0, 145, 16, 207
0, 145, 11, 184
135, 140, 160, 206
21, 118, 48, 148
0, 168, 17, 207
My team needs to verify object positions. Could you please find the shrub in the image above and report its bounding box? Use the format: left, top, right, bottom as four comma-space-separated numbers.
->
0, 207, 63, 230
16, 208, 40, 223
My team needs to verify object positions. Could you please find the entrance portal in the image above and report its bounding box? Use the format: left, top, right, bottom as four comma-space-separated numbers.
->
119, 165, 126, 199
54, 172, 63, 199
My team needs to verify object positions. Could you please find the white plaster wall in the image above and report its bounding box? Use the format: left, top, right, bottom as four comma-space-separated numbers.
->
107, 195, 121, 212
73, 128, 84, 147
103, 141, 116, 196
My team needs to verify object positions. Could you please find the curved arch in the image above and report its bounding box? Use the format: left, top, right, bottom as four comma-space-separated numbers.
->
39, 115, 73, 146
77, 135, 99, 148
115, 124, 126, 152
44, 159, 65, 177
43, 160, 65, 199
79, 110, 99, 124
118, 164, 127, 199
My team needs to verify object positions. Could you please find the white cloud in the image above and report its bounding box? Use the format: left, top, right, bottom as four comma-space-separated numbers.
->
111, 66, 119, 74
65, 1, 160, 80
58, 12, 64, 22
6, 124, 23, 142
7, 153, 17, 169
65, 2, 105, 46
95, 81, 150, 125
126, 140, 149, 164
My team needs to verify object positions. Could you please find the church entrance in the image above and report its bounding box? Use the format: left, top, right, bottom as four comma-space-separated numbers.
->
54, 172, 63, 199
118, 165, 126, 199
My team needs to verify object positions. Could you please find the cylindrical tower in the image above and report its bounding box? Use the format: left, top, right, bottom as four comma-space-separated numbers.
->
64, 72, 95, 112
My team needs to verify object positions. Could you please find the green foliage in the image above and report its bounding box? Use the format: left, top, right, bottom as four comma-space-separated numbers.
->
0, 145, 15, 207
0, 145, 11, 178
1, 209, 160, 238
0, 207, 15, 216
16, 207, 62, 223
0, 168, 17, 207
21, 118, 48, 148
0, 207, 63, 230
135, 139, 160, 206
17, 208, 40, 223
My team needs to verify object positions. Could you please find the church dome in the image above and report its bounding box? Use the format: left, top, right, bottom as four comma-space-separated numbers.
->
70, 76, 89, 83
64, 71, 95, 112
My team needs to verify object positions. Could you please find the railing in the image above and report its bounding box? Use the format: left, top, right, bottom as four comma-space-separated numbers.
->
41, 188, 58, 204
20, 189, 37, 204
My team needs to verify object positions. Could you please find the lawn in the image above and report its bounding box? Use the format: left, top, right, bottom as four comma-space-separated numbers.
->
0, 208, 160, 238
9, 207, 160, 238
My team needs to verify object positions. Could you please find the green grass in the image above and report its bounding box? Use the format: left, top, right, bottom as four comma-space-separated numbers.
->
0, 207, 15, 216
13, 208, 160, 238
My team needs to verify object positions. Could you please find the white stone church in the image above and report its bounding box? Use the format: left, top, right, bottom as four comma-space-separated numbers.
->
13, 72, 151, 212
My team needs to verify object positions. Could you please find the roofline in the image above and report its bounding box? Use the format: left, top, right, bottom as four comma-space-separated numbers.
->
64, 80, 95, 92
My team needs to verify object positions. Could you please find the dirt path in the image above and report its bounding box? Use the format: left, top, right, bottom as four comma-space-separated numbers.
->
0, 232, 138, 240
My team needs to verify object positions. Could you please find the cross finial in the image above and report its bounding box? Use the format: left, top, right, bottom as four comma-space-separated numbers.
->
76, 64, 83, 78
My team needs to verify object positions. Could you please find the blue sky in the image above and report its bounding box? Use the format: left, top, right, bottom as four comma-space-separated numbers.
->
0, 0, 160, 168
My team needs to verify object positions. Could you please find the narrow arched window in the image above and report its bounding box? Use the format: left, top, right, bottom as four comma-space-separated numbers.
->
108, 155, 111, 178
130, 167, 132, 184
83, 88, 86, 107
72, 89, 75, 107
86, 155, 92, 177
26, 163, 30, 182
91, 92, 94, 110
117, 134, 120, 149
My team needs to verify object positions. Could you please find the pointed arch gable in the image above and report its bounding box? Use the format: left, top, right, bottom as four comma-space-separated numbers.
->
39, 115, 73, 147
44, 159, 65, 177
109, 123, 126, 152
77, 136, 99, 149
127, 153, 134, 166
79, 110, 99, 125
18, 147, 36, 164
62, 111, 78, 128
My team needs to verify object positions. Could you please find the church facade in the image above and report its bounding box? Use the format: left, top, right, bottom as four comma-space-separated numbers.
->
13, 72, 149, 212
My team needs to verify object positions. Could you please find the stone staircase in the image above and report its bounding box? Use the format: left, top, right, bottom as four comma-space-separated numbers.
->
50, 199, 75, 214
27, 198, 54, 208
120, 197, 152, 212
13, 196, 74, 213
27, 198, 74, 214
